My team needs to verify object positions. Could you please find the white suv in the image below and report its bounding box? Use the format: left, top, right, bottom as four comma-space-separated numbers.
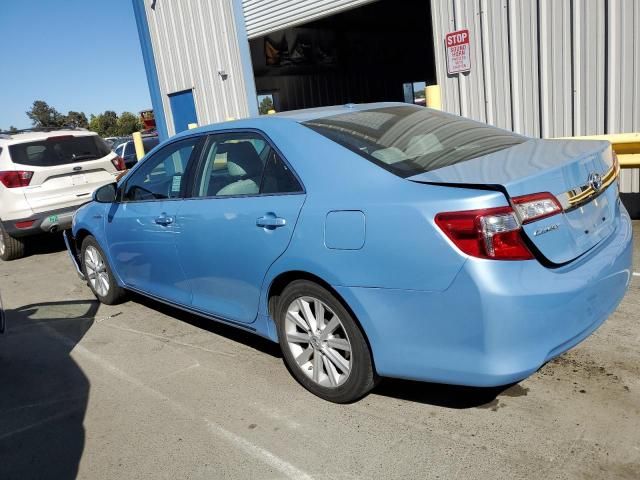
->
0, 128, 125, 260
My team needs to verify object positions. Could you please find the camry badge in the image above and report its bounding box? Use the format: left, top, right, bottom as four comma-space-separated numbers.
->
533, 224, 559, 236
588, 172, 603, 192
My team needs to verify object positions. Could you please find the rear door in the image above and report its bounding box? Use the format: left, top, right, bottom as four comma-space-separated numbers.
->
9, 133, 117, 213
175, 131, 305, 323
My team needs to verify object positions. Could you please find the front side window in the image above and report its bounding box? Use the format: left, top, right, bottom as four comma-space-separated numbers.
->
194, 132, 301, 198
123, 137, 198, 202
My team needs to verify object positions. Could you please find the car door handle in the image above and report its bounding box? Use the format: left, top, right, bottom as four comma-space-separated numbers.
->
256, 215, 286, 229
154, 214, 174, 226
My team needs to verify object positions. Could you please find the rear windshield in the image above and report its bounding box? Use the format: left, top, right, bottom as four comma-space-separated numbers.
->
304, 105, 526, 178
9, 135, 111, 167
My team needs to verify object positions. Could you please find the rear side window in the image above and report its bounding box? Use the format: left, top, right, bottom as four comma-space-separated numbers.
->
124, 142, 135, 156
193, 132, 302, 198
9, 135, 111, 167
143, 137, 159, 153
304, 105, 526, 178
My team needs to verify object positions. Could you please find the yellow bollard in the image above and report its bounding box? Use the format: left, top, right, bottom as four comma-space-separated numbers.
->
425, 85, 442, 110
188, 123, 198, 130
132, 131, 145, 161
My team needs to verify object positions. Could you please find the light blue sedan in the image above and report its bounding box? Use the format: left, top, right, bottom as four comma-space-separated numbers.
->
65, 103, 632, 403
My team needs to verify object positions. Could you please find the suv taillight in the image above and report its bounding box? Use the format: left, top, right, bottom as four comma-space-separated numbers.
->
111, 156, 126, 171
0, 170, 34, 188
435, 206, 534, 260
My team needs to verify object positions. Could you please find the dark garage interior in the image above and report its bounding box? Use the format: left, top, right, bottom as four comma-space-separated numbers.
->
249, 0, 436, 114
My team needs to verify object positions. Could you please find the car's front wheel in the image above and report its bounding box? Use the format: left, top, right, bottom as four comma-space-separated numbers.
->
81, 235, 126, 305
276, 280, 377, 403
0, 223, 26, 261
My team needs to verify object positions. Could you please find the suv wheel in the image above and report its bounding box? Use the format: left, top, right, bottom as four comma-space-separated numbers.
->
276, 280, 378, 403
81, 235, 126, 305
0, 223, 26, 261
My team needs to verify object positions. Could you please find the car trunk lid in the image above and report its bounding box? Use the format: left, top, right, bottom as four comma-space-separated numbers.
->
409, 139, 619, 264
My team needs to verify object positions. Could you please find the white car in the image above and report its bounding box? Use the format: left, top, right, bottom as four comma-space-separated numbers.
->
0, 128, 125, 261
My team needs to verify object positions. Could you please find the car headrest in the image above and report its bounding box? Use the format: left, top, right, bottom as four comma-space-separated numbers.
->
217, 142, 262, 178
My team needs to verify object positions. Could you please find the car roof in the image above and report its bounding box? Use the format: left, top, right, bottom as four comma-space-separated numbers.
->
171, 102, 415, 141
0, 129, 98, 146
272, 102, 409, 122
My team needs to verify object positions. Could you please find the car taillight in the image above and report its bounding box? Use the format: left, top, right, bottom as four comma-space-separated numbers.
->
111, 156, 126, 171
511, 192, 562, 224
0, 170, 34, 188
435, 206, 534, 260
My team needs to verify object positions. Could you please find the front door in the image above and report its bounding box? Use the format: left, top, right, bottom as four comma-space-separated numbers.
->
176, 131, 306, 323
106, 136, 200, 305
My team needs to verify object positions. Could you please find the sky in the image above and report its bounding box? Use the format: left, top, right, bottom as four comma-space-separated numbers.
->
0, 0, 151, 130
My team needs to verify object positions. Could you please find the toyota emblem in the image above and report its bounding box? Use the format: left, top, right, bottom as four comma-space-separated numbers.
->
588, 172, 603, 192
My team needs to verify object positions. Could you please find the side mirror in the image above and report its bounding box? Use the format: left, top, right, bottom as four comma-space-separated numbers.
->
93, 183, 117, 203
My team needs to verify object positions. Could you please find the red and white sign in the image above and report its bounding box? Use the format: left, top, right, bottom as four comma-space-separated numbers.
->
445, 29, 471, 74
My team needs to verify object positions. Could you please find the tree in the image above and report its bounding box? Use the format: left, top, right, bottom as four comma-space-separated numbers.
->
9, 126, 18, 133
116, 112, 143, 136
88, 111, 119, 137
258, 96, 275, 115
64, 111, 88, 129
26, 100, 64, 127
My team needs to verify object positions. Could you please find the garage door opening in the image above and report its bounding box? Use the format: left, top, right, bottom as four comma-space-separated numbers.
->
249, 0, 436, 114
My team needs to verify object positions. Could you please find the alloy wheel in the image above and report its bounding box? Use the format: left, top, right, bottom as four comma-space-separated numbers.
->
284, 296, 352, 388
84, 245, 110, 297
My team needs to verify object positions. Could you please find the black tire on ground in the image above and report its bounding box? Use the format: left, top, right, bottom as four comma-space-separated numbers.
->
80, 235, 126, 305
276, 279, 378, 403
0, 222, 26, 261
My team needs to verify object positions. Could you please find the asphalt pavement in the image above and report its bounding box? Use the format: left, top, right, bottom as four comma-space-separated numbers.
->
1, 223, 639, 479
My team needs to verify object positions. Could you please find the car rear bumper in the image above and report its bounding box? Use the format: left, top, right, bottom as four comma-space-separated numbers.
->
335, 206, 633, 387
1, 206, 78, 237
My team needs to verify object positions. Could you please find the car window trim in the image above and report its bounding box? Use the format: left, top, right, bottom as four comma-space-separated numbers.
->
187, 127, 306, 200
119, 135, 205, 204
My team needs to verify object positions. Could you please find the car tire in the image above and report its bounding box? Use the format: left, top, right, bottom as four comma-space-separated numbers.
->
276, 280, 378, 403
0, 222, 26, 261
81, 235, 126, 305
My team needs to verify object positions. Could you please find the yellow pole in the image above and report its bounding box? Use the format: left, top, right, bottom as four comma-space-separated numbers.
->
132, 131, 144, 161
425, 85, 442, 110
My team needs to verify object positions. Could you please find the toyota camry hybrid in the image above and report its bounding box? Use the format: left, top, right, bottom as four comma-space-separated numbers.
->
64, 103, 632, 403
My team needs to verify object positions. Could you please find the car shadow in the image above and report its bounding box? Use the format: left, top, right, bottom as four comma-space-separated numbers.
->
124, 294, 519, 409
372, 378, 521, 409
127, 292, 282, 358
23, 232, 67, 258
0, 299, 99, 480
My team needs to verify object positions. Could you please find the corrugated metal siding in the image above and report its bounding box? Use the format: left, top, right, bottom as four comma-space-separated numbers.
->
242, 0, 375, 39
432, 0, 640, 193
144, 0, 252, 135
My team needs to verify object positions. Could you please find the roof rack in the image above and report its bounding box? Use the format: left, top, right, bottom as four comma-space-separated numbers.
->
0, 126, 88, 135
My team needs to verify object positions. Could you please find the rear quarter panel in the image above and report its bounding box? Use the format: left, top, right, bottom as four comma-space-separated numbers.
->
254, 120, 509, 310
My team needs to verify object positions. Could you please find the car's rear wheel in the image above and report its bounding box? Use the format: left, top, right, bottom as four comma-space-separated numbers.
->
81, 235, 126, 305
0, 223, 26, 261
276, 280, 377, 403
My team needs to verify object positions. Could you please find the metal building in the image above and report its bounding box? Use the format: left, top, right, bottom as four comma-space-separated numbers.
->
132, 0, 639, 208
